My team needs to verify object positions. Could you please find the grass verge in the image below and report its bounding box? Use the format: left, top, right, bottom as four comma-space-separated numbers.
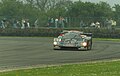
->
0, 60, 120, 76
93, 38, 120, 42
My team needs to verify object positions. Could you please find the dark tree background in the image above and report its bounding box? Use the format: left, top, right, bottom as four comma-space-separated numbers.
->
0, 0, 119, 27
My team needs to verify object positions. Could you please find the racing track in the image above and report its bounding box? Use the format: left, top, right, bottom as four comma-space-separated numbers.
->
0, 37, 120, 70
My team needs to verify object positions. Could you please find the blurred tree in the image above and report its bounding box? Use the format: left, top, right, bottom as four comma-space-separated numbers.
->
113, 4, 120, 26
94, 1, 112, 18
0, 0, 119, 28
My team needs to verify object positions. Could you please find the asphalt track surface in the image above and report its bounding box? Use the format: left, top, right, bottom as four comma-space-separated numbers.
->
0, 37, 120, 70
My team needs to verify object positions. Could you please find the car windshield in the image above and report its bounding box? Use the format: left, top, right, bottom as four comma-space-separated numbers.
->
62, 32, 82, 39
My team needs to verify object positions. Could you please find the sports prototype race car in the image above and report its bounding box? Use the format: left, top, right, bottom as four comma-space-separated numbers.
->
53, 30, 92, 50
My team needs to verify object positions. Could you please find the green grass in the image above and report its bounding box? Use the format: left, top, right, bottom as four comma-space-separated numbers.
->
93, 38, 120, 42
0, 60, 120, 76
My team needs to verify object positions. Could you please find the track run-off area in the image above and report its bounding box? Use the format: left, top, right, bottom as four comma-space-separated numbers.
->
0, 37, 120, 70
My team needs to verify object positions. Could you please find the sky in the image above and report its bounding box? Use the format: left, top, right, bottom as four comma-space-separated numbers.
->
72, 0, 120, 7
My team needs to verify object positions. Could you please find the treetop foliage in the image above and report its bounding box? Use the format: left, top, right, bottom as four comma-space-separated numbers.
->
0, 0, 120, 27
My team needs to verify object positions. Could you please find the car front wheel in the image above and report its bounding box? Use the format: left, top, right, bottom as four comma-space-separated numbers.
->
87, 41, 92, 50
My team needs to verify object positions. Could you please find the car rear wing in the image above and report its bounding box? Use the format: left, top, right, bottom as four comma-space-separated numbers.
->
61, 30, 84, 34
61, 30, 92, 37
82, 33, 92, 37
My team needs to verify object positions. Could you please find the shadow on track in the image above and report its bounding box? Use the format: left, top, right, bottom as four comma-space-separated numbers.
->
54, 48, 90, 51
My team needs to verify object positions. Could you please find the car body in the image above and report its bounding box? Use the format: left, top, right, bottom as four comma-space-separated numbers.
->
53, 30, 92, 50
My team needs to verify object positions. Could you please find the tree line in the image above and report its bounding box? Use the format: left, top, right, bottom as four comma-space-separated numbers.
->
0, 0, 120, 28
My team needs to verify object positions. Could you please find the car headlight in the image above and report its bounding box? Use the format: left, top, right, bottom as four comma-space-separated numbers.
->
82, 42, 87, 46
53, 42, 57, 45
58, 39, 62, 42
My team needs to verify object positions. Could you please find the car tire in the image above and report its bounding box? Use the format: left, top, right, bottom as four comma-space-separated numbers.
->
87, 41, 92, 50
53, 46, 61, 50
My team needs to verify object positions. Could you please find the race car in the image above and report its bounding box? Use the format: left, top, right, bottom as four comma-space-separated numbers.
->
53, 30, 92, 50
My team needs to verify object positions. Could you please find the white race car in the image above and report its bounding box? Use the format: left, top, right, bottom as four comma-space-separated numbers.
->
53, 30, 92, 50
